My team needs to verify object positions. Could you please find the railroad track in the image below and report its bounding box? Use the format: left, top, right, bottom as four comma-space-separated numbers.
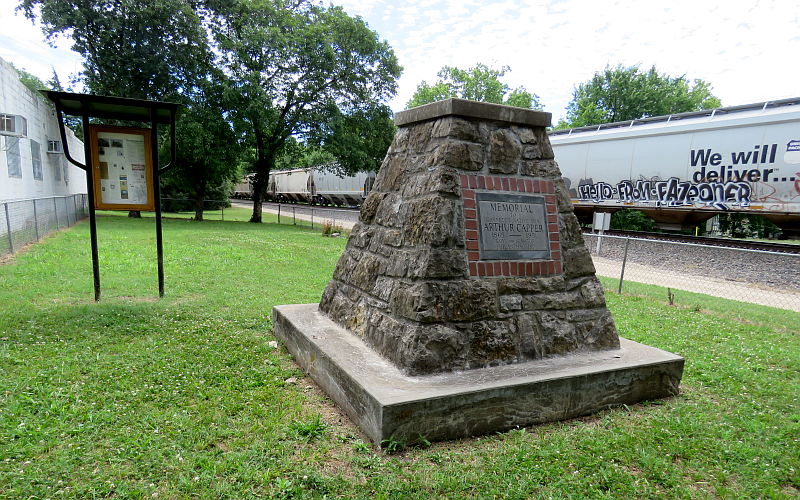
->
232, 200, 361, 211
583, 229, 800, 254
233, 200, 798, 253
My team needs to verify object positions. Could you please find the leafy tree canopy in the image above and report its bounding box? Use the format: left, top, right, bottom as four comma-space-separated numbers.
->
270, 139, 335, 172
717, 213, 781, 239
610, 209, 654, 232
19, 0, 216, 101
10, 63, 49, 93
213, 0, 401, 221
407, 63, 542, 110
308, 104, 395, 176
160, 82, 242, 220
558, 64, 721, 129
19, 0, 234, 220
299, 147, 336, 169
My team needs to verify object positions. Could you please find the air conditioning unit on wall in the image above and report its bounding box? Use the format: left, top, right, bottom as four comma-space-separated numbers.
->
0, 113, 28, 137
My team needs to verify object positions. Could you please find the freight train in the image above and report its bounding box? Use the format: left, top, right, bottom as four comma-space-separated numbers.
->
549, 97, 800, 236
233, 99, 800, 235
232, 164, 376, 207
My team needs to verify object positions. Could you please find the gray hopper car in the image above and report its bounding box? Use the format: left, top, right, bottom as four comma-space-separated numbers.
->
232, 173, 255, 199
234, 165, 376, 206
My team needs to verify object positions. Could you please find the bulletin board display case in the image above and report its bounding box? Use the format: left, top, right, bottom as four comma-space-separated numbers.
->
90, 125, 154, 211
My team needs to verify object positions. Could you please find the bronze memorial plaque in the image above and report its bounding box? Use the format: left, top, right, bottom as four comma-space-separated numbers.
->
476, 192, 551, 260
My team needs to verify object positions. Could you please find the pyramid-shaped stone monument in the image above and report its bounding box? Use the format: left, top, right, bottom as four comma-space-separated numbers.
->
273, 99, 683, 444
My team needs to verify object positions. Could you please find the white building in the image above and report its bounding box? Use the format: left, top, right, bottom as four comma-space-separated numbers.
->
0, 56, 86, 202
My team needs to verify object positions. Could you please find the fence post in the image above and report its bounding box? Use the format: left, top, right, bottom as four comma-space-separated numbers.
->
4, 202, 13, 254
293, 206, 296, 225
73, 195, 78, 222
221, 203, 224, 221
311, 209, 314, 229
32, 199, 40, 241
278, 204, 281, 224
618, 237, 630, 294
53, 197, 59, 229
62, 197, 69, 226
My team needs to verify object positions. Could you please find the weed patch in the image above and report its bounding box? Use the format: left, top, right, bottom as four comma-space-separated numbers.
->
289, 414, 327, 440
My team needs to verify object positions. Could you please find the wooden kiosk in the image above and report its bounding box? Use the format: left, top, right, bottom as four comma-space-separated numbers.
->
42, 91, 181, 301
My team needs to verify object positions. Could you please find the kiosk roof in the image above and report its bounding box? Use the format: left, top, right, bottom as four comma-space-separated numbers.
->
41, 91, 182, 124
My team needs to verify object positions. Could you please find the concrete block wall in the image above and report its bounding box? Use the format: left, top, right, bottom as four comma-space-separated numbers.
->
0, 56, 85, 202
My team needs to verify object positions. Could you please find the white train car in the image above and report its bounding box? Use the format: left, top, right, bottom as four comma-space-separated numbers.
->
549, 98, 800, 235
270, 167, 313, 203
263, 165, 376, 206
314, 167, 376, 206
232, 173, 254, 199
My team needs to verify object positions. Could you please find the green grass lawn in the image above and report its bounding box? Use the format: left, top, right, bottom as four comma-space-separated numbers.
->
1, 216, 798, 498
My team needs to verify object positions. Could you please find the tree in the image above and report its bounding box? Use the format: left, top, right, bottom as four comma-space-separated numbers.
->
270, 139, 335, 172
160, 83, 242, 221
214, 0, 401, 222
308, 103, 396, 176
10, 64, 49, 93
47, 68, 84, 136
717, 214, 781, 239
407, 63, 542, 110
558, 64, 721, 128
297, 147, 335, 170
21, 0, 401, 223
19, 0, 215, 101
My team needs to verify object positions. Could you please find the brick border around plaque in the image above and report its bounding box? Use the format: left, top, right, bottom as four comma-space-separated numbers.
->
461, 174, 562, 277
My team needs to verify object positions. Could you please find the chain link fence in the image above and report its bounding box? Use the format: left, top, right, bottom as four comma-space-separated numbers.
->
131, 199, 358, 232
256, 202, 358, 231
583, 233, 800, 312
15, 195, 796, 312
224, 200, 358, 230
1, 194, 88, 257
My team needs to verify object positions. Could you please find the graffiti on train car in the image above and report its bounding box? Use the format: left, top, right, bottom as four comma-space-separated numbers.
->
574, 142, 800, 210
577, 178, 752, 210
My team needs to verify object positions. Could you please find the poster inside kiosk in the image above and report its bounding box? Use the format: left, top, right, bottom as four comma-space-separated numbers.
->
90, 125, 154, 211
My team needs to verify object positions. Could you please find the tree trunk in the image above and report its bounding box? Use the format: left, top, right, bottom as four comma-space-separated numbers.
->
193, 193, 205, 221
194, 179, 207, 221
249, 132, 275, 223
250, 171, 265, 223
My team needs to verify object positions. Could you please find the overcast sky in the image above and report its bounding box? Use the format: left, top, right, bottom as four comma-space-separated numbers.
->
2, 0, 799, 123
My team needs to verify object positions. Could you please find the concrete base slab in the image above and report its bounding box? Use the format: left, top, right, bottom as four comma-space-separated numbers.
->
273, 303, 684, 444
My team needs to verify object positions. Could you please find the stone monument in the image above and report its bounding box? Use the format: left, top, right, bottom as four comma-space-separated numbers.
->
273, 99, 683, 444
